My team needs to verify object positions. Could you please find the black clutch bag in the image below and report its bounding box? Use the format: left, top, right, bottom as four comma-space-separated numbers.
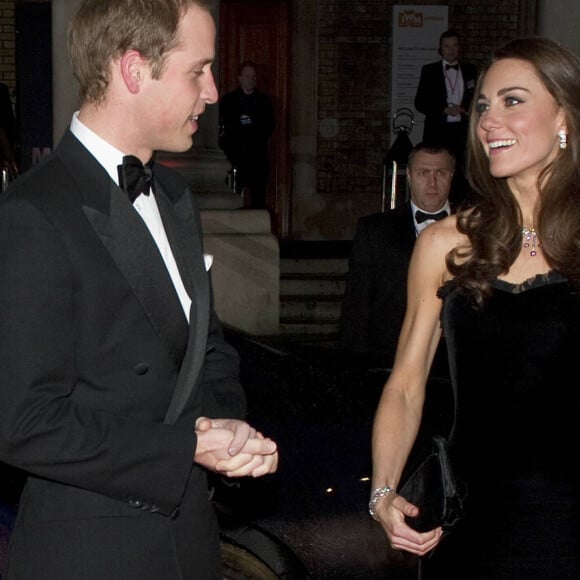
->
398, 370, 466, 534
398, 434, 465, 533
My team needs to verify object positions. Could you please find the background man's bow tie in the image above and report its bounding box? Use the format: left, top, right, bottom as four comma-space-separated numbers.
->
415, 209, 448, 224
118, 155, 154, 203
445, 63, 459, 71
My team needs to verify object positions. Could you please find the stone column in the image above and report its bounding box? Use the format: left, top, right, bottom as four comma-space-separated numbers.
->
289, 0, 318, 237
51, 0, 80, 145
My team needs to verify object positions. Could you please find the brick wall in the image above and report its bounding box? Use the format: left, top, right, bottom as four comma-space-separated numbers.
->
0, 0, 15, 94
315, 0, 534, 209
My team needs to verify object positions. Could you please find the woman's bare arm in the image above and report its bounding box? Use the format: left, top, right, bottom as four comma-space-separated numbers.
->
370, 217, 461, 554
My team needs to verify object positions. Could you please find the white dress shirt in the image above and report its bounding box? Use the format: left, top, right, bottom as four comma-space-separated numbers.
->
442, 60, 464, 123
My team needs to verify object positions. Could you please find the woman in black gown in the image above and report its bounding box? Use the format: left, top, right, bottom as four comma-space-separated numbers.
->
370, 37, 580, 579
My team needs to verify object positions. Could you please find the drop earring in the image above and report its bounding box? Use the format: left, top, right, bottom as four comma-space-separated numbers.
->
558, 129, 568, 150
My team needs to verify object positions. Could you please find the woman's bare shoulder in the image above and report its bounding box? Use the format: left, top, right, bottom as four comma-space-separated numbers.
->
416, 213, 466, 254
410, 213, 468, 284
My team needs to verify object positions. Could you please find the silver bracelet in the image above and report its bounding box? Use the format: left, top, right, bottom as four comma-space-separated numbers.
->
368, 485, 395, 521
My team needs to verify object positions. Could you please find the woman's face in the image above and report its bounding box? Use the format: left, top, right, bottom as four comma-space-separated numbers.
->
474, 58, 566, 187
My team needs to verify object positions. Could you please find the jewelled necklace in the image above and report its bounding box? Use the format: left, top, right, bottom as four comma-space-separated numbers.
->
522, 226, 539, 257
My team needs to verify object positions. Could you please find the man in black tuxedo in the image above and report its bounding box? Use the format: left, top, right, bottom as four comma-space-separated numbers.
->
414, 29, 477, 203
340, 143, 455, 370
0, 1, 278, 579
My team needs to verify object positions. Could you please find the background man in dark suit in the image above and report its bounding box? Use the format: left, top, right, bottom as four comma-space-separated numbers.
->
219, 60, 274, 210
340, 143, 455, 370
414, 29, 477, 203
0, 1, 278, 579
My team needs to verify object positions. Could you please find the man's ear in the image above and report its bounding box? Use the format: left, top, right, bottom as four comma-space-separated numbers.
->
120, 50, 146, 94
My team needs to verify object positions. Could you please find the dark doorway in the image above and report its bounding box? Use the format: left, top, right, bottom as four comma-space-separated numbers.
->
15, 1, 53, 172
219, 0, 290, 238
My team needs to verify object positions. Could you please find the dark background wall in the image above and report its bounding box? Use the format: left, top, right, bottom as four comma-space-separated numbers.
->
0, 0, 15, 93
0, 0, 52, 173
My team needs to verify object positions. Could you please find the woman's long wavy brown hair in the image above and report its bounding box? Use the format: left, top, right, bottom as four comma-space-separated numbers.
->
447, 37, 580, 307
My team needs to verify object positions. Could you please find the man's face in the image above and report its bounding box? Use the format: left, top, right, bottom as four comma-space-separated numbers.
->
440, 36, 460, 64
407, 150, 454, 212
238, 66, 257, 94
137, 4, 219, 154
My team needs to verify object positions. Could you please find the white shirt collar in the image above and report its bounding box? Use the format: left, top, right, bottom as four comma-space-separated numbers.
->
70, 111, 125, 185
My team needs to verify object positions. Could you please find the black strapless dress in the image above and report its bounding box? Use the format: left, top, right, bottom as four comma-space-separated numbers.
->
421, 272, 579, 579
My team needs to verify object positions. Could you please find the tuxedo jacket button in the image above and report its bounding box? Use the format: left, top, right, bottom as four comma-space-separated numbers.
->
133, 363, 149, 375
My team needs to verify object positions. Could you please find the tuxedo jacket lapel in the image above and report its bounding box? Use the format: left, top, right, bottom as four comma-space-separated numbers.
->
55, 130, 190, 368
82, 184, 189, 369
152, 175, 210, 425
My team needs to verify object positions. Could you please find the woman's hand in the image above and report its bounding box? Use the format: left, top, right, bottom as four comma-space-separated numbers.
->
375, 491, 444, 557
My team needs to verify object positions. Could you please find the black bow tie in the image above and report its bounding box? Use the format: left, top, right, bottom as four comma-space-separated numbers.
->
415, 209, 448, 224
118, 155, 154, 203
445, 63, 459, 71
